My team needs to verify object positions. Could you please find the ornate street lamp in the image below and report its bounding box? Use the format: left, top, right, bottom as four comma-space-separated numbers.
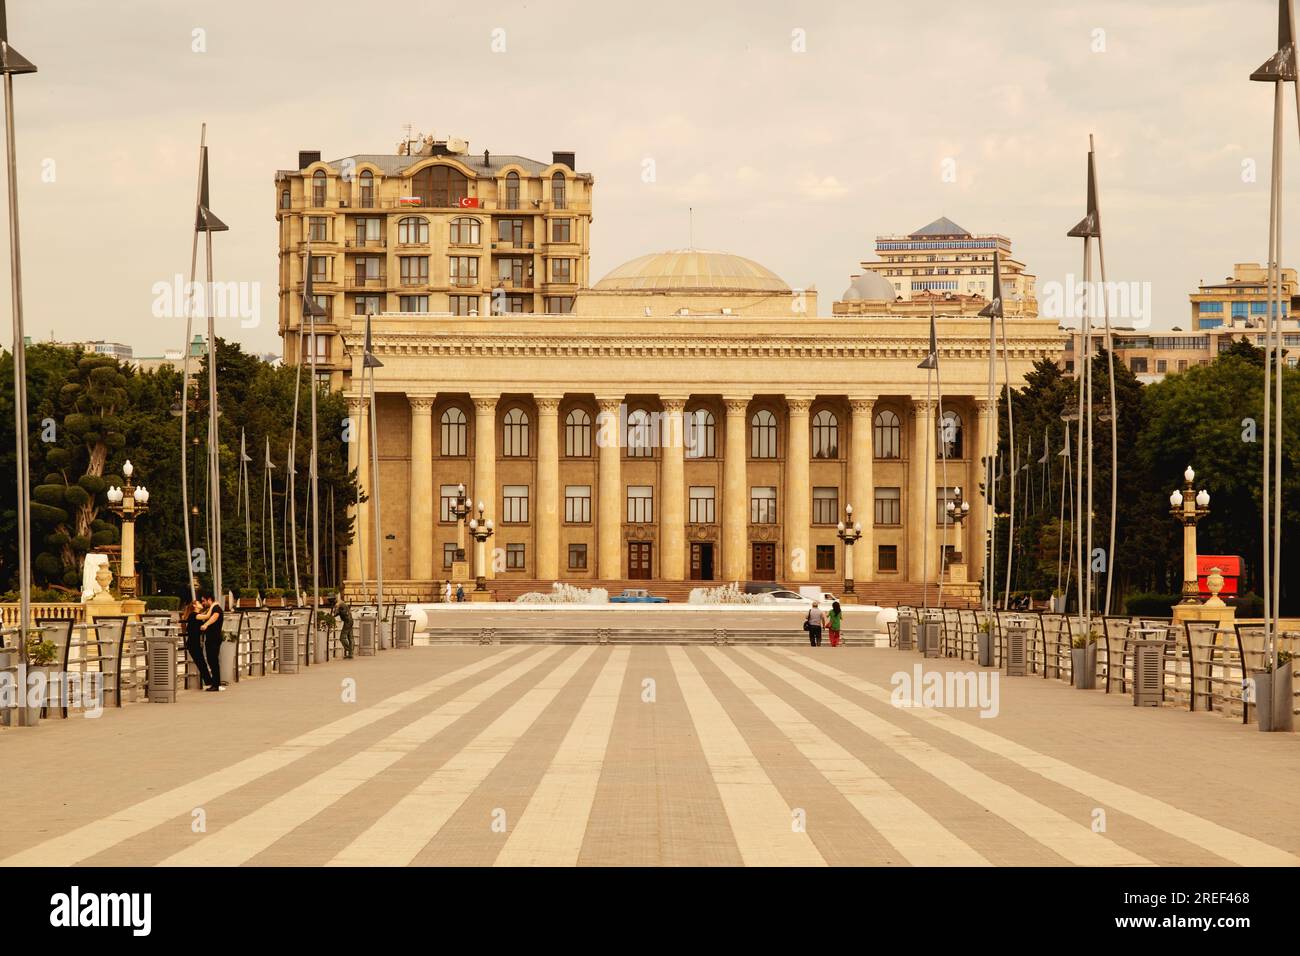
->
467, 500, 495, 592
106, 460, 150, 599
943, 486, 971, 576
449, 482, 472, 563
1169, 465, 1211, 605
836, 503, 863, 595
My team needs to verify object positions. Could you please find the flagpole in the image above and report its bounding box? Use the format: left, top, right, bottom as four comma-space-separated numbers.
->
303, 237, 327, 662
365, 314, 385, 626
178, 127, 206, 603
1090, 137, 1121, 616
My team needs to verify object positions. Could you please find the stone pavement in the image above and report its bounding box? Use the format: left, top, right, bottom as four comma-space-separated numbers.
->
2, 645, 1298, 867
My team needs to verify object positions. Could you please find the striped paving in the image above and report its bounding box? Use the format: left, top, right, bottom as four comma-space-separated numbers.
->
2, 644, 1297, 867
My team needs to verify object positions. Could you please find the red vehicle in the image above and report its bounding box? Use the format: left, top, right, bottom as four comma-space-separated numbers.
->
1197, 555, 1241, 599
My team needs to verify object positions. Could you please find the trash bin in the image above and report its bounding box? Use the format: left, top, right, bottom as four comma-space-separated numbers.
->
977, 623, 993, 667
1005, 617, 1030, 677
898, 611, 915, 651
358, 617, 376, 657
277, 624, 299, 674
396, 615, 414, 648
145, 631, 180, 703
1132, 640, 1164, 706
920, 612, 942, 659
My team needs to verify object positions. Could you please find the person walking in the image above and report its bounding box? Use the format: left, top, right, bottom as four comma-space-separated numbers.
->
182, 598, 214, 690
443, 580, 453, 604
804, 600, 826, 647
337, 596, 354, 659
827, 601, 843, 647
200, 596, 226, 692
456, 584, 465, 603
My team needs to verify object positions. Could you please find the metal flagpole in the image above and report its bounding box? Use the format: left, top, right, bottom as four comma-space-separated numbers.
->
197, 144, 228, 605
303, 240, 327, 661
1056, 421, 1070, 600
264, 436, 276, 590
918, 299, 944, 609
239, 428, 251, 587
977, 254, 1004, 615
1, 2, 36, 689
363, 310, 385, 625
998, 295, 1016, 610
177, 127, 206, 602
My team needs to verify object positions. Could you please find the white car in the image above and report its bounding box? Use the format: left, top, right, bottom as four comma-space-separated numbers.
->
769, 589, 838, 605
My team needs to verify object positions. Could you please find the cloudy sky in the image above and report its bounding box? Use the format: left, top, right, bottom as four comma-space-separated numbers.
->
0, 0, 1295, 355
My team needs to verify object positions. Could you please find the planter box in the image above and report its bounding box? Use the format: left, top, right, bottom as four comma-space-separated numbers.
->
263, 598, 289, 608
1253, 661, 1295, 732
313, 628, 328, 664
218, 640, 237, 686
236, 598, 260, 608
24, 664, 57, 724
1072, 643, 1097, 690
977, 631, 993, 667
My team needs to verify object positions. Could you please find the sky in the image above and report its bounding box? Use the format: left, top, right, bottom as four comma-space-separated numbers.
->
0, 0, 1296, 355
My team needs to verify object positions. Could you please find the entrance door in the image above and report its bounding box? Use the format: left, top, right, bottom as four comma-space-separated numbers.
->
690, 542, 715, 581
628, 541, 653, 579
752, 542, 777, 581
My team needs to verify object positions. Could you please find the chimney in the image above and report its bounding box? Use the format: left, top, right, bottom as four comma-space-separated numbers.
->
298, 150, 321, 169
552, 150, 575, 170
483, 149, 491, 167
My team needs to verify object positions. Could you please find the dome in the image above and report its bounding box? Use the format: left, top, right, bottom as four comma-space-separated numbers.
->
840, 270, 896, 302
594, 249, 790, 293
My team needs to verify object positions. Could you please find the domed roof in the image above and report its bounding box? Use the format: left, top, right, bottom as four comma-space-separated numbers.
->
594, 249, 790, 293
840, 270, 896, 302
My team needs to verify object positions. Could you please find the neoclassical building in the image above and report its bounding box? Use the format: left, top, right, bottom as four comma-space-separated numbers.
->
332, 249, 1061, 599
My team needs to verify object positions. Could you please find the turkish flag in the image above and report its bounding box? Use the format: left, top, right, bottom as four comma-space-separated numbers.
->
458, 197, 481, 208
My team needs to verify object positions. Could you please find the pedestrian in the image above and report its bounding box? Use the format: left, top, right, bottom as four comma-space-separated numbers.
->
827, 601, 843, 647
182, 598, 214, 690
200, 595, 226, 692
337, 596, 354, 659
443, 580, 453, 604
456, 584, 465, 603
804, 600, 826, 647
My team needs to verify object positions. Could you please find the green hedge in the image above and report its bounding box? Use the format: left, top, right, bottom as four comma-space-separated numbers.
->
145, 596, 182, 611
1234, 591, 1265, 617
1125, 592, 1179, 617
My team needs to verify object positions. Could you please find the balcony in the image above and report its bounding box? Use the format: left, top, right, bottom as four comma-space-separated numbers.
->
345, 274, 387, 289
345, 237, 386, 250
399, 275, 430, 287
495, 276, 534, 291
492, 240, 535, 251
449, 275, 481, 289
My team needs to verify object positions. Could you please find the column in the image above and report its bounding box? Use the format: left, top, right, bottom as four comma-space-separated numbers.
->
785, 397, 812, 581
347, 397, 367, 583
908, 398, 936, 583
848, 397, 876, 583
535, 396, 562, 581
722, 396, 750, 582
660, 397, 687, 581
408, 397, 435, 582
473, 395, 497, 579
597, 396, 623, 580
969, 399, 994, 583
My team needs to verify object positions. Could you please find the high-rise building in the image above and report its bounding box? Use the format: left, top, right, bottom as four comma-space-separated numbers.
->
833, 216, 1037, 317
274, 133, 594, 389
1188, 262, 1297, 330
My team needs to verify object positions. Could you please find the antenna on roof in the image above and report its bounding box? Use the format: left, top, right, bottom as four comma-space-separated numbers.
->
689, 207, 694, 249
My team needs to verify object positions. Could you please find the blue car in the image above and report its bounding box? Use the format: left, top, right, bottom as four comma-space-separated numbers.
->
608, 588, 669, 604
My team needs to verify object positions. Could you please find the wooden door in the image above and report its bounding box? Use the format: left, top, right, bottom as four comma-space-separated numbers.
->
752, 542, 776, 581
628, 541, 653, 580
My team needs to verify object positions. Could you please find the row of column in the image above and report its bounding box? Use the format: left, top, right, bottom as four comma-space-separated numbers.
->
347, 393, 995, 584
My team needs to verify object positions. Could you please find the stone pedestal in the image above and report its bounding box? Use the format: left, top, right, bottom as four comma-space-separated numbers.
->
451, 560, 472, 584
469, 589, 495, 603
945, 562, 968, 584
1172, 601, 1236, 629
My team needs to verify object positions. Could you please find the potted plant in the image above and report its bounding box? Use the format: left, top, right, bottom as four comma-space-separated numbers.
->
1072, 630, 1099, 690
314, 611, 335, 662
264, 587, 287, 609
976, 618, 994, 667
237, 587, 260, 609
1252, 649, 1294, 733
24, 632, 59, 724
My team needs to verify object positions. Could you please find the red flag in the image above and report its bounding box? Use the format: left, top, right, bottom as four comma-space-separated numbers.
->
458, 197, 480, 208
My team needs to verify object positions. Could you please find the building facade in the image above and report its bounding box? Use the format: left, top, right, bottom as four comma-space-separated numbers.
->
1189, 262, 1297, 330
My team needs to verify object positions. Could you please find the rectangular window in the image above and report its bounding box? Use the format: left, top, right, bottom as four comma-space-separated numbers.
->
544, 296, 575, 314
506, 543, 526, 570
551, 219, 572, 242
815, 544, 835, 572
1156, 359, 1167, 374
308, 217, 328, 242
1198, 301, 1223, 313
449, 256, 479, 287
354, 256, 381, 279
354, 217, 381, 242
310, 255, 329, 280
1232, 301, 1248, 319
627, 485, 653, 523
398, 295, 429, 313
568, 543, 587, 570
353, 295, 380, 315
1131, 357, 1148, 373
497, 219, 524, 246
502, 484, 530, 524
875, 487, 901, 526
439, 484, 461, 523
688, 486, 716, 524
750, 486, 777, 524
399, 256, 429, 285
449, 295, 479, 316
812, 487, 839, 525
935, 486, 958, 526
550, 258, 574, 283
443, 542, 459, 570
564, 485, 591, 523
878, 544, 898, 572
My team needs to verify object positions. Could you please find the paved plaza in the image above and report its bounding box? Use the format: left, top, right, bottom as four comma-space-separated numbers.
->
2, 643, 1298, 867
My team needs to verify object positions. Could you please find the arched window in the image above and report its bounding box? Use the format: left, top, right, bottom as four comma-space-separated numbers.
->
565, 409, 591, 457
626, 409, 654, 458
874, 410, 901, 459
505, 171, 520, 209
685, 409, 715, 459
311, 169, 326, 206
812, 409, 839, 458
398, 216, 428, 244
449, 217, 480, 245
751, 410, 778, 459
440, 407, 467, 457
552, 172, 567, 209
358, 169, 374, 207
503, 408, 530, 457
412, 165, 469, 207
937, 410, 963, 459
280, 190, 290, 209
